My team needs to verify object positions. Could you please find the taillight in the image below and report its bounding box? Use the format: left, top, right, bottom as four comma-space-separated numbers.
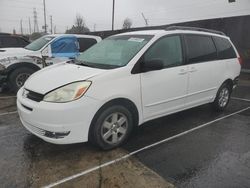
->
238, 57, 243, 65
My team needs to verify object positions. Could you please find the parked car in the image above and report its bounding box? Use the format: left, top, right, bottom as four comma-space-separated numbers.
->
17, 27, 241, 150
0, 34, 101, 92
0, 33, 30, 48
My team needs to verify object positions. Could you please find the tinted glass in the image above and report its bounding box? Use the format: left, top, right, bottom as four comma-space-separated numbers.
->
185, 35, 217, 64
16, 38, 29, 46
77, 38, 97, 52
1, 37, 18, 47
144, 35, 183, 67
213, 36, 237, 59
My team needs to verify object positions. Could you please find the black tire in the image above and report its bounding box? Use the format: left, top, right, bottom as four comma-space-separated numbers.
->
213, 83, 232, 111
8, 67, 35, 93
89, 105, 134, 150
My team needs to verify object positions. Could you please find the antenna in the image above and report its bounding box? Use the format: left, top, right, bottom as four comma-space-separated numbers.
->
141, 13, 148, 26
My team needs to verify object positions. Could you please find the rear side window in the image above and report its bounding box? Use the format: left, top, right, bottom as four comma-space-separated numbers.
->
185, 35, 217, 64
77, 38, 97, 52
16, 38, 29, 47
213, 36, 237, 59
1, 37, 18, 47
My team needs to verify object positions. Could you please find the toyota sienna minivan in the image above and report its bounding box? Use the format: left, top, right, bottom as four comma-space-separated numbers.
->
17, 27, 241, 150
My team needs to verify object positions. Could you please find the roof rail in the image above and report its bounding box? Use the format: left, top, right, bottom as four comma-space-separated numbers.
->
165, 26, 226, 36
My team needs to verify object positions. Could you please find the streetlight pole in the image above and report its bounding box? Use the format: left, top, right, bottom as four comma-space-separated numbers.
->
112, 0, 115, 30
43, 0, 47, 33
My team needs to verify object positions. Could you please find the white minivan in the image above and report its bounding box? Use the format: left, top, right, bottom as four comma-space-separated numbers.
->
17, 27, 241, 150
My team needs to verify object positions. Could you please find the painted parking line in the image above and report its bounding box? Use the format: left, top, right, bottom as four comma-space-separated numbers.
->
0, 111, 18, 116
0, 96, 16, 99
232, 97, 250, 102
44, 106, 250, 188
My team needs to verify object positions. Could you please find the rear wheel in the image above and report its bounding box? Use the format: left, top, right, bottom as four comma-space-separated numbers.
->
8, 67, 35, 93
213, 83, 232, 111
89, 105, 134, 150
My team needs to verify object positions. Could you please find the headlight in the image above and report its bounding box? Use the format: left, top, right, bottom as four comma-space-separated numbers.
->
0, 57, 18, 66
43, 81, 92, 103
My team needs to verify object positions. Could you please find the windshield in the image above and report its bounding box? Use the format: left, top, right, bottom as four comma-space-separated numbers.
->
25, 36, 54, 51
76, 35, 153, 69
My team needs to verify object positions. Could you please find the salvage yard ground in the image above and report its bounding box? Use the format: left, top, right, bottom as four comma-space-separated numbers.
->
0, 73, 249, 188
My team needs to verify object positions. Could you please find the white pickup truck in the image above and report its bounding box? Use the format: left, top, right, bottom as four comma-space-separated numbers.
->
0, 34, 101, 92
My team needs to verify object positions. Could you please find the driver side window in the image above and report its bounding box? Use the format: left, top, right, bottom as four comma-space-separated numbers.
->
144, 35, 183, 68
51, 37, 78, 55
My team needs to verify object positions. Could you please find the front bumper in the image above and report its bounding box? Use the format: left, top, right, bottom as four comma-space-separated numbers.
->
17, 87, 102, 144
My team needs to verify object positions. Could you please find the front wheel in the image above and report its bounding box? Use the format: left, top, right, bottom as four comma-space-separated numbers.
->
8, 67, 35, 93
213, 83, 232, 111
89, 105, 134, 150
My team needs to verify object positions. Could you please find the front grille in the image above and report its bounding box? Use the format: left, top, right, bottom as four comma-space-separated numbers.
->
26, 90, 44, 102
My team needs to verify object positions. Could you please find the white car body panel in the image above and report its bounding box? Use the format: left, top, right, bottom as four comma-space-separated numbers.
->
25, 63, 105, 94
17, 29, 241, 145
0, 48, 39, 59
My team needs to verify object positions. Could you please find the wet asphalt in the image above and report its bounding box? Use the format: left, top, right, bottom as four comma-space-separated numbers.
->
0, 73, 250, 187
124, 74, 250, 188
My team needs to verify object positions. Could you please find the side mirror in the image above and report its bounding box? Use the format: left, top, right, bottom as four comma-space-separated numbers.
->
142, 59, 164, 72
41, 45, 52, 58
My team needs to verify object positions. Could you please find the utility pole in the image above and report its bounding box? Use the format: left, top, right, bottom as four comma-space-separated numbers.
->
43, 0, 47, 33
93, 24, 96, 31
141, 13, 148, 26
50, 15, 53, 34
20, 19, 23, 35
33, 8, 39, 32
54, 25, 56, 34
112, 0, 115, 30
29, 17, 32, 34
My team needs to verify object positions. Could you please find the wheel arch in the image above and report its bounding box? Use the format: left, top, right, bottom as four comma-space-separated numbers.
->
221, 78, 234, 92
88, 98, 139, 139
6, 62, 41, 79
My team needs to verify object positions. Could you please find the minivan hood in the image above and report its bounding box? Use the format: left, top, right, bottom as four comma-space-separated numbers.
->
24, 63, 106, 94
0, 48, 33, 59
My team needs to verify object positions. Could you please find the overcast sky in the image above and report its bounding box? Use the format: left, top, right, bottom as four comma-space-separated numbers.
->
0, 0, 250, 34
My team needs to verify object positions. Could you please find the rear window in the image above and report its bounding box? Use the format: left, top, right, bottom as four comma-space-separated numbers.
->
185, 35, 217, 64
0, 37, 19, 47
77, 38, 97, 52
213, 36, 237, 60
16, 38, 29, 46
